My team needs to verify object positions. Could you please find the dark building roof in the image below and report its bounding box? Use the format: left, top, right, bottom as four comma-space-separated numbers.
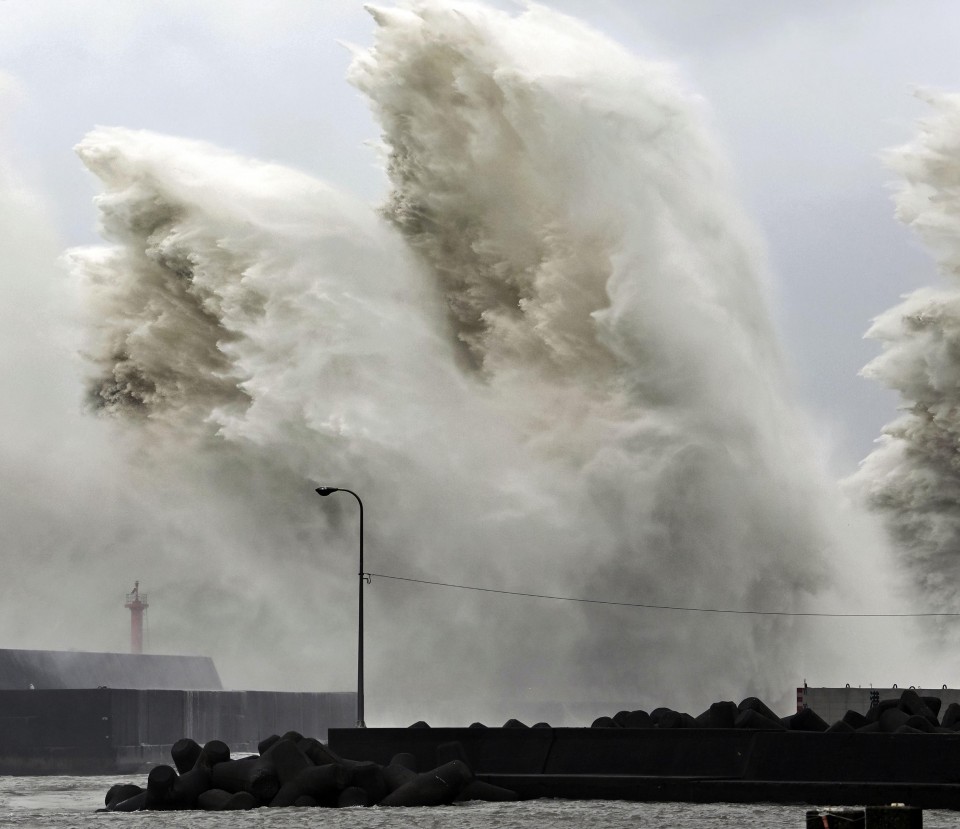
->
0, 648, 222, 691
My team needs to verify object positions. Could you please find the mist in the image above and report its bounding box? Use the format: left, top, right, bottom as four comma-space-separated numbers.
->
853, 92, 960, 628
0, 2, 953, 725
0, 78, 139, 657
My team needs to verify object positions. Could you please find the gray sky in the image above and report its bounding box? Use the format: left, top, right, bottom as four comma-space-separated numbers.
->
2, 0, 957, 474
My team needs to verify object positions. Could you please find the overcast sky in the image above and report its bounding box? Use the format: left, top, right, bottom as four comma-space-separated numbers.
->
2, 0, 959, 472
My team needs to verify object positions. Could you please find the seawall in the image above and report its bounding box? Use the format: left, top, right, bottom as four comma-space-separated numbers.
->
328, 727, 960, 808
0, 688, 355, 774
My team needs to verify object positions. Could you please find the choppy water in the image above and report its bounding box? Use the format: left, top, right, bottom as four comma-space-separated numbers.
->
0, 777, 956, 829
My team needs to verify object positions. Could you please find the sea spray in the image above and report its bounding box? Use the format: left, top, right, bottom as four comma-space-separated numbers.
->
0, 80, 149, 655
68, 1, 860, 720
351, 1, 845, 704
854, 91, 960, 615
70, 125, 590, 710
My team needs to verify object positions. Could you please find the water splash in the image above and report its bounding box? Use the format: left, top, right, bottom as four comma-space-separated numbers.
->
67, 1, 856, 721
853, 91, 960, 616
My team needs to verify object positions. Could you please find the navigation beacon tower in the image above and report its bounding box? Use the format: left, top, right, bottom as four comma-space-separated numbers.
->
124, 581, 148, 654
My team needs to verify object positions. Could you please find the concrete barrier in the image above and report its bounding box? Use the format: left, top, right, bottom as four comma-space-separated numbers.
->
90, 688, 960, 811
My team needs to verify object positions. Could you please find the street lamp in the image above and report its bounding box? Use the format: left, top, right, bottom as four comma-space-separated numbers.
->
315, 486, 366, 728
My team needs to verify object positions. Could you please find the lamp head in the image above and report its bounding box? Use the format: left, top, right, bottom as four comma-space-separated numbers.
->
315, 486, 340, 496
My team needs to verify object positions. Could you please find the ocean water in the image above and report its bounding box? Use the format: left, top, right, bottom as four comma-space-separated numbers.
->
0, 777, 956, 829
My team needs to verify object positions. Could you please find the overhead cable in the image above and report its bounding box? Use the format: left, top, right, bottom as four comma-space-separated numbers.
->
365, 571, 960, 618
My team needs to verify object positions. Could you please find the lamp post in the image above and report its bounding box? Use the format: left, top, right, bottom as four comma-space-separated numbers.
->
315, 486, 366, 728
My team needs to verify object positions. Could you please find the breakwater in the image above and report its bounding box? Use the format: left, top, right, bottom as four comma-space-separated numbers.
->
99, 732, 518, 810
27, 688, 960, 809
326, 689, 960, 809
0, 688, 355, 774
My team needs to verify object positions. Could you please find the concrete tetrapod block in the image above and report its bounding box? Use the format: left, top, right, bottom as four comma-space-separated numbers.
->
197, 789, 235, 811
737, 697, 781, 723
143, 764, 179, 810
735, 709, 787, 730
347, 760, 389, 804
194, 739, 230, 771
210, 755, 280, 803
169, 766, 212, 809
103, 783, 142, 811
298, 763, 351, 803
269, 781, 305, 808
454, 779, 520, 802
902, 714, 937, 733
270, 763, 350, 808
383, 762, 418, 793
210, 757, 257, 793
942, 702, 960, 730
879, 708, 911, 733
108, 791, 148, 812
655, 710, 687, 729
866, 699, 902, 724
170, 738, 202, 774
224, 792, 259, 810
782, 707, 829, 732
337, 786, 370, 807
921, 695, 943, 718
379, 760, 473, 807
898, 689, 939, 725
197, 789, 259, 811
259, 737, 312, 785
695, 701, 738, 729
842, 710, 870, 729
298, 736, 344, 766
856, 722, 882, 733
622, 710, 653, 729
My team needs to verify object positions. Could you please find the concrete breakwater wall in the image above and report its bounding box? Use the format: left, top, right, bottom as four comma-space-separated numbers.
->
0, 688, 355, 774
11, 685, 960, 808
332, 726, 960, 782
327, 690, 960, 808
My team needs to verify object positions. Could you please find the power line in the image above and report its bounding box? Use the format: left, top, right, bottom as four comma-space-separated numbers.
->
365, 571, 960, 618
